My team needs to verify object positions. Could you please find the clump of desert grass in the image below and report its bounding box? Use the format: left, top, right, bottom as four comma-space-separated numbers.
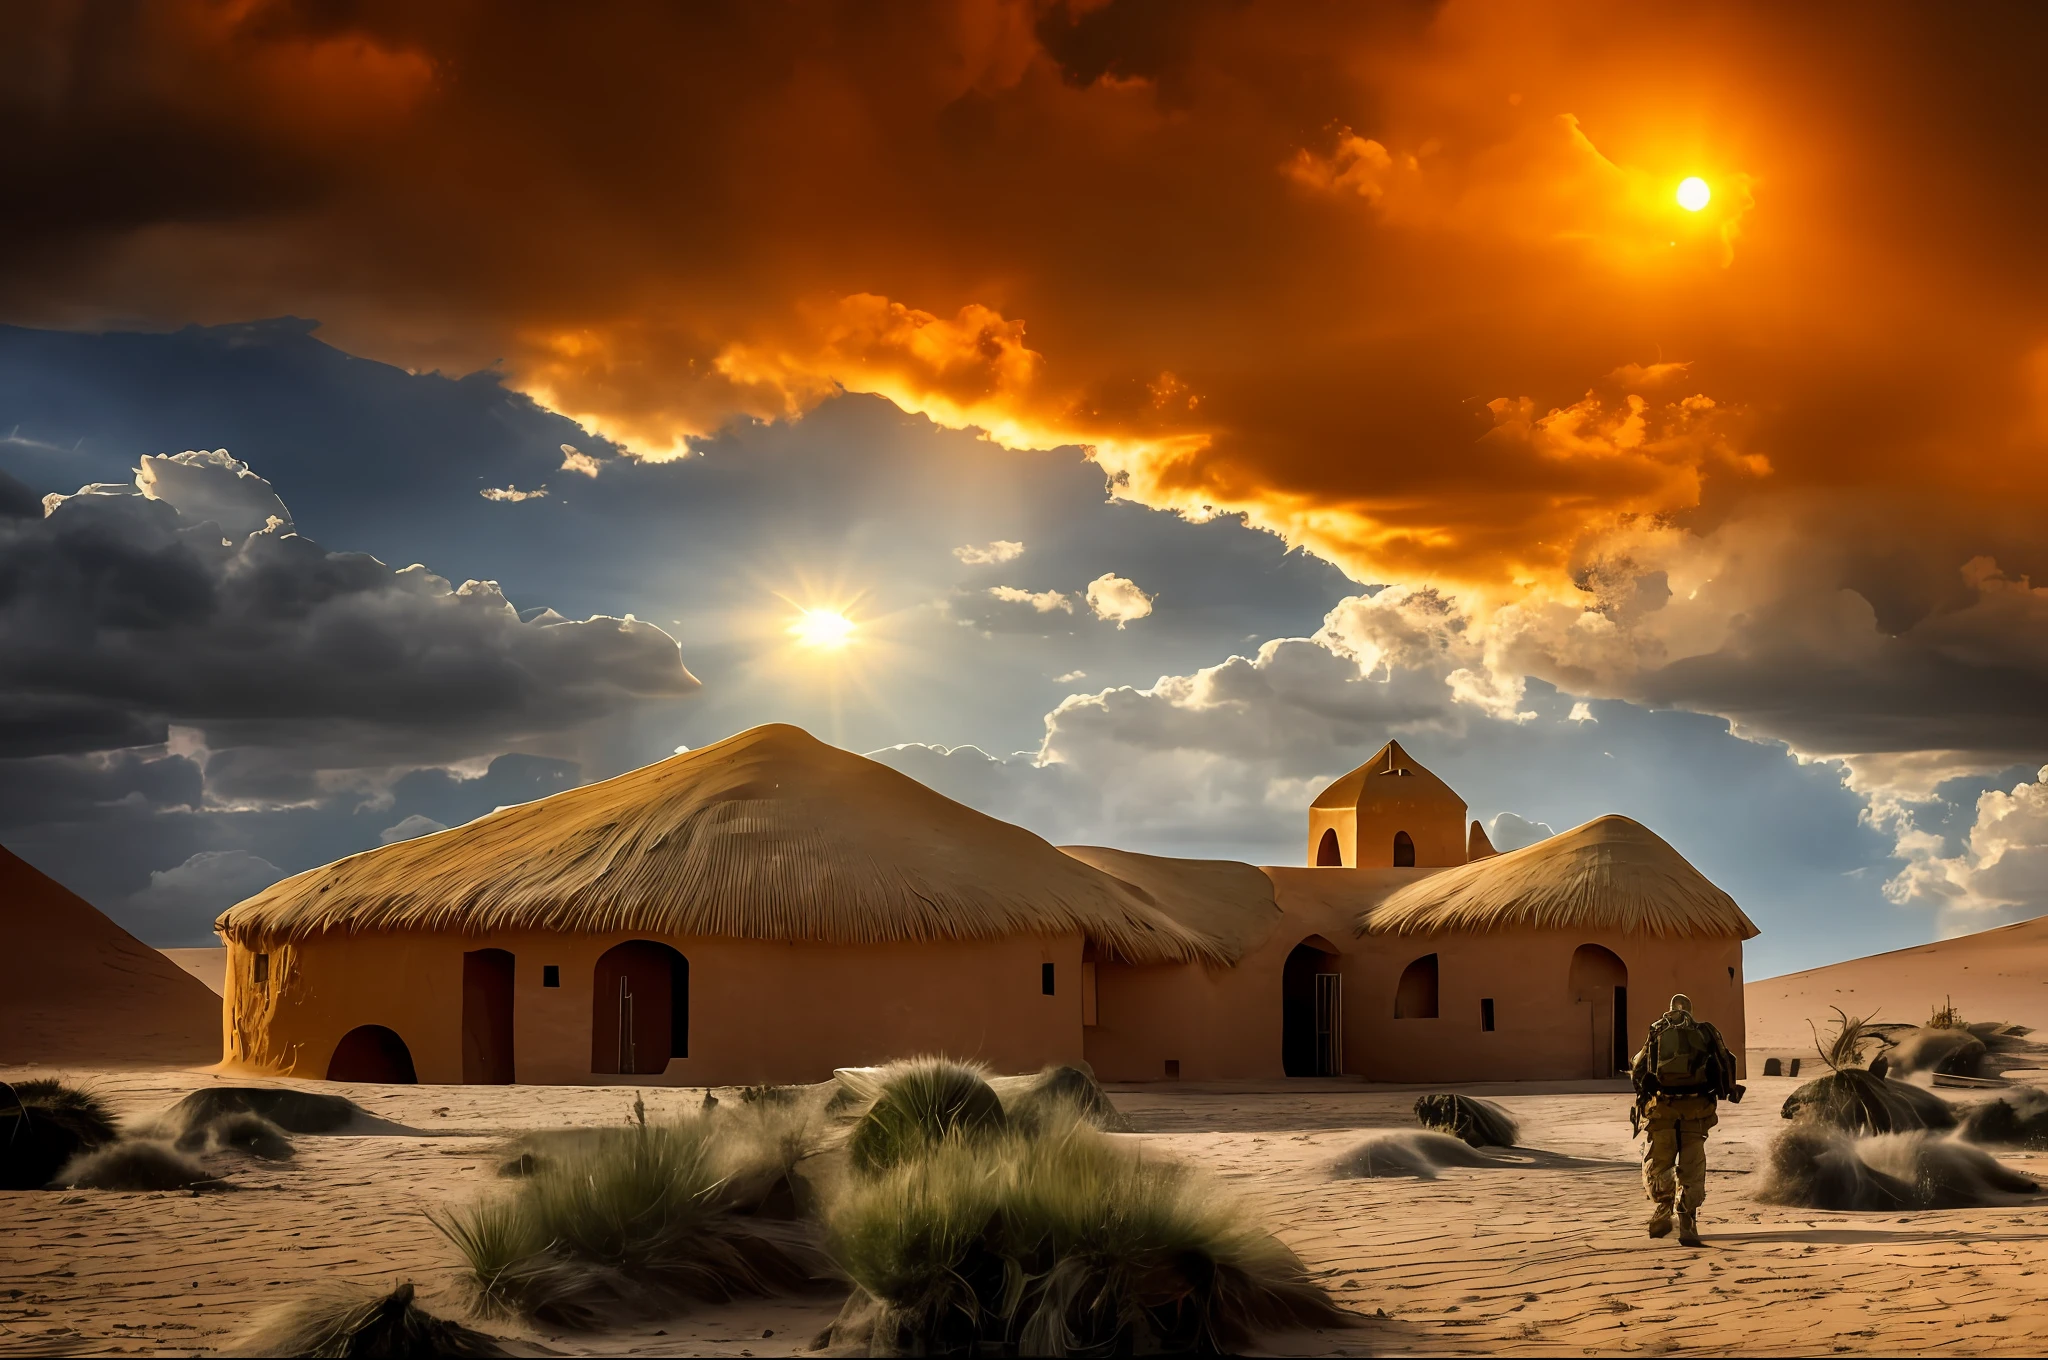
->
824, 1113, 1349, 1355
162, 1086, 362, 1135
188, 1110, 295, 1161
1, 1078, 120, 1189
434, 1098, 834, 1328
1780, 1009, 1957, 1135
1756, 1123, 2040, 1211
1413, 1093, 1519, 1148
995, 1063, 1134, 1136
845, 1057, 1009, 1172
1331, 1130, 1500, 1180
229, 1280, 507, 1357
56, 1138, 216, 1191
1959, 1086, 2048, 1149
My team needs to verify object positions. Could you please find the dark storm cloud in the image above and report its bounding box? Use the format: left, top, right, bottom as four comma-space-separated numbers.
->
0, 454, 694, 765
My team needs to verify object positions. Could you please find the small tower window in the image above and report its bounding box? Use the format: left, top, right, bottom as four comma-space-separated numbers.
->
252, 953, 269, 987
1480, 998, 1496, 1031
1042, 962, 1056, 996
1316, 827, 1342, 866
543, 965, 561, 988
1393, 831, 1416, 867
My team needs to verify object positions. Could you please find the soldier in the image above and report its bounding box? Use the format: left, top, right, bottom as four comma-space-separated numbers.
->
1629, 993, 1743, 1246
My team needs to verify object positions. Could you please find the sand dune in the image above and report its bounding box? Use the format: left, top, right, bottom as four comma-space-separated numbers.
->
1747, 915, 2048, 1060
0, 846, 221, 1066
160, 947, 227, 996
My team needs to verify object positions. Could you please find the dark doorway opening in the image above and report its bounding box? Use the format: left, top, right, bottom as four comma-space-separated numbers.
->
1282, 938, 1342, 1076
1393, 830, 1416, 867
1568, 944, 1629, 1077
462, 948, 516, 1084
1394, 953, 1439, 1018
592, 941, 689, 1075
1316, 828, 1342, 866
327, 1024, 418, 1083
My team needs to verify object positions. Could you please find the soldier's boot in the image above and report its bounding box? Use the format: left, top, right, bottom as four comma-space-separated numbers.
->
1647, 1204, 1674, 1238
1676, 1212, 1702, 1247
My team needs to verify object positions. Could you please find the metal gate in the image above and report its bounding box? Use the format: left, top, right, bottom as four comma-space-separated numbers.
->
1314, 973, 1344, 1077
617, 975, 637, 1074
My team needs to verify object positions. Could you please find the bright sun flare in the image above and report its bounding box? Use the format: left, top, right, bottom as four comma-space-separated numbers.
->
789, 608, 857, 649
1676, 176, 1712, 212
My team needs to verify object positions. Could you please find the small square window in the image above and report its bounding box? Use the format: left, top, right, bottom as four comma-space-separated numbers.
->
1041, 962, 1056, 996
1164, 1059, 1181, 1079
1480, 997, 1495, 1032
542, 965, 560, 988
252, 953, 269, 987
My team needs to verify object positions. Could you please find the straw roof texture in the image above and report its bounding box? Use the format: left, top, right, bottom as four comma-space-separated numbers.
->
1358, 815, 1758, 940
1059, 845, 1280, 963
218, 725, 1219, 963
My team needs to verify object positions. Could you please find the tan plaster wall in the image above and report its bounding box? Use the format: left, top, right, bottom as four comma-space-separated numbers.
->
1090, 866, 1748, 1084
1306, 801, 1466, 868
225, 930, 1084, 1086
1347, 927, 1748, 1083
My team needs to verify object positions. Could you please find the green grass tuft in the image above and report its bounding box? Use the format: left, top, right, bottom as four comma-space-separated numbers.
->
229, 1280, 507, 1357
825, 1117, 1352, 1355
846, 1056, 1008, 1174
434, 1106, 832, 1328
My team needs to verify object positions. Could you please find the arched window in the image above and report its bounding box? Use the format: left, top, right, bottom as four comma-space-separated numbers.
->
1316, 827, 1342, 866
1394, 953, 1439, 1019
1393, 830, 1416, 867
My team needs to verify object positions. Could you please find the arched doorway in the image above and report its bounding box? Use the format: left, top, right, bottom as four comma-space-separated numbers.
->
462, 948, 516, 1084
592, 941, 689, 1076
1282, 937, 1343, 1076
1394, 953, 1439, 1018
327, 1024, 418, 1083
1568, 944, 1629, 1077
1393, 830, 1416, 867
1316, 828, 1342, 866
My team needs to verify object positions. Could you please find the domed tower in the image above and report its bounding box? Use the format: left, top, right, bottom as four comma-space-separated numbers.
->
1308, 740, 1470, 868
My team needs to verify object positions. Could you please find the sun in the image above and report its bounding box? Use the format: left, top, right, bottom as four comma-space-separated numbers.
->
1676, 176, 1712, 212
789, 607, 857, 649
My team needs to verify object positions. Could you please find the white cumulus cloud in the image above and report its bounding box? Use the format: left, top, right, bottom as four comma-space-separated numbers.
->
1085, 573, 1154, 627
990, 585, 1073, 614
955, 539, 1025, 565
480, 484, 549, 502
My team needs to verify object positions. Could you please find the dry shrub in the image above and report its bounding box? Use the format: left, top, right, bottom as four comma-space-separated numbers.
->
435, 1105, 833, 1328
230, 1280, 507, 1357
1, 1078, 120, 1189
1780, 1068, 1956, 1135
1959, 1087, 2048, 1149
1413, 1093, 1519, 1148
164, 1087, 361, 1135
846, 1057, 1009, 1173
1331, 1131, 1499, 1180
196, 1111, 295, 1161
996, 1064, 1134, 1136
57, 1139, 214, 1191
1757, 1124, 2038, 1211
824, 1116, 1351, 1356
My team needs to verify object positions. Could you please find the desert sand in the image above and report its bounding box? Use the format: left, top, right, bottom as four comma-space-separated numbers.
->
158, 949, 227, 997
6, 1064, 2048, 1356
0, 848, 219, 1067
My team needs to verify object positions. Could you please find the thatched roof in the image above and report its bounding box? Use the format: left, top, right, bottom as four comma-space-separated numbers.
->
1311, 739, 1466, 815
218, 725, 1220, 963
1059, 845, 1280, 963
1358, 815, 1758, 940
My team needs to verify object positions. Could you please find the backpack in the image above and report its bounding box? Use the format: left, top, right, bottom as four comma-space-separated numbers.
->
1649, 1018, 1718, 1091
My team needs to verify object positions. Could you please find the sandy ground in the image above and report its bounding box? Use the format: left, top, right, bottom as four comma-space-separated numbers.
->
7, 1067, 2048, 1357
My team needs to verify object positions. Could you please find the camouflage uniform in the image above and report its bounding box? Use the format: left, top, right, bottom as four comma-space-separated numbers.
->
1630, 994, 1741, 1246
